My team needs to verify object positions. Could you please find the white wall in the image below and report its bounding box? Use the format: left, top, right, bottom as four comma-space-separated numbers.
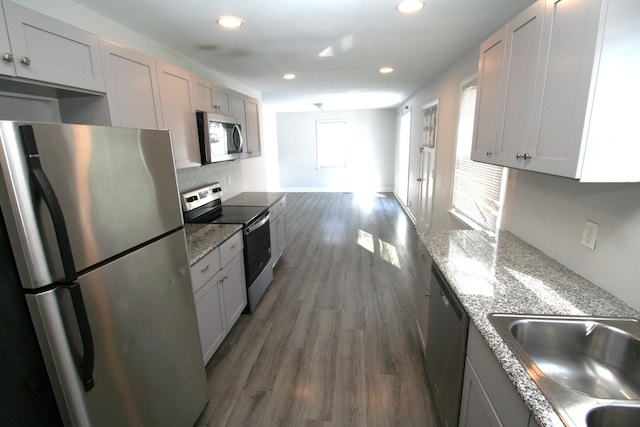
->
277, 109, 396, 192
397, 47, 478, 230
502, 171, 640, 311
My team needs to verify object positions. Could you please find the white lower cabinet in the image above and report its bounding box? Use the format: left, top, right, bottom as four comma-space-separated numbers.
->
190, 231, 246, 364
194, 269, 226, 364
460, 324, 537, 427
416, 241, 431, 356
220, 252, 246, 329
269, 196, 287, 269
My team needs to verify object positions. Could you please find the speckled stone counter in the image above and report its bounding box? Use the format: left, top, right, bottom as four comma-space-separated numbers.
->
224, 192, 286, 207
184, 223, 242, 266
418, 229, 640, 427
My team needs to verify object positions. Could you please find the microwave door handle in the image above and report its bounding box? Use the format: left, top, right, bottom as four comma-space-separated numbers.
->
233, 124, 243, 152
19, 124, 96, 391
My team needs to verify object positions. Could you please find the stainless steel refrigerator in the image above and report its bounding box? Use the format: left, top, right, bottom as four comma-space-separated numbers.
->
0, 122, 208, 426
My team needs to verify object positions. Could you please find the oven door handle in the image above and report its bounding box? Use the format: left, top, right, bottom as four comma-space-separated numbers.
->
246, 213, 269, 234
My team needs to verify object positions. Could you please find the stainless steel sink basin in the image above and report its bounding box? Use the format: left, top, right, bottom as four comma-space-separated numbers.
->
586, 405, 640, 427
488, 314, 640, 427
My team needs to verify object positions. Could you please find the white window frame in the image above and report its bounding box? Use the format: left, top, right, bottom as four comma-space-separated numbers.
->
450, 78, 508, 232
316, 119, 348, 169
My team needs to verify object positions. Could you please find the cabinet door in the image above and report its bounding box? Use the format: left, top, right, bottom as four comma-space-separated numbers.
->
0, 2, 15, 77
493, 0, 544, 168
471, 27, 507, 163
459, 358, 503, 427
3, 2, 105, 92
416, 242, 431, 356
194, 271, 226, 365
157, 60, 199, 168
100, 40, 162, 129
212, 86, 232, 116
231, 93, 247, 137
220, 253, 247, 330
244, 97, 261, 157
275, 211, 286, 259
269, 197, 286, 268
527, 0, 603, 177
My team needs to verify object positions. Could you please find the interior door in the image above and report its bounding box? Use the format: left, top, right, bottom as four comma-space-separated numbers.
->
416, 100, 438, 230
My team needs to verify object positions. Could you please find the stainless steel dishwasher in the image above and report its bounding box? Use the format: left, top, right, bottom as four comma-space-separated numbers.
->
425, 263, 469, 427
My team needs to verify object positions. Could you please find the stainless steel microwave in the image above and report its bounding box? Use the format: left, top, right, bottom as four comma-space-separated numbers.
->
196, 111, 243, 164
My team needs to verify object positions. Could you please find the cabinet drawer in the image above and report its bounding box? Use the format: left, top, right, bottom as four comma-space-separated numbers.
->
269, 196, 286, 219
190, 247, 221, 293
220, 231, 243, 267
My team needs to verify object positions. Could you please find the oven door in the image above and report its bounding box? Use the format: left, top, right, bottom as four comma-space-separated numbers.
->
244, 211, 271, 285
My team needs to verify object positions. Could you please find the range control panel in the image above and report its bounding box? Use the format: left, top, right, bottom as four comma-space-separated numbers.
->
180, 183, 222, 213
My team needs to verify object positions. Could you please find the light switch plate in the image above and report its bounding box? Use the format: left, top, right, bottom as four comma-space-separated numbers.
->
581, 220, 598, 250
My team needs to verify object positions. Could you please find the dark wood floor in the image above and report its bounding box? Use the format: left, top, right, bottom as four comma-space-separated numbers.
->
196, 192, 437, 426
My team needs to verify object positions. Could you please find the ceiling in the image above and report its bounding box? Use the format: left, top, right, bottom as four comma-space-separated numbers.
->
71, 0, 532, 112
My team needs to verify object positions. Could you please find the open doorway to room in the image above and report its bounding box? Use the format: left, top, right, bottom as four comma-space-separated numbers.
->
397, 108, 412, 207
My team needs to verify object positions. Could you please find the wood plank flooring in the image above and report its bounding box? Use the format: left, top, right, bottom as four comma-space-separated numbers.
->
195, 192, 437, 426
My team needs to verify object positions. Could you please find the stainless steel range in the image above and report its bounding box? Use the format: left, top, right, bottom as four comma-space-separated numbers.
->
181, 183, 273, 313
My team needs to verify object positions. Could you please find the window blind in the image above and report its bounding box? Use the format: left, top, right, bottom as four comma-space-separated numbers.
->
451, 83, 506, 231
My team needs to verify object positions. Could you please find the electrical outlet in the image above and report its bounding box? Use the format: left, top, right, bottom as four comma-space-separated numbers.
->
581, 220, 598, 250
226, 175, 231, 185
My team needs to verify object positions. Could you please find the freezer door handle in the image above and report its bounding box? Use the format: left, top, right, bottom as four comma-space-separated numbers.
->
20, 124, 95, 391
64, 282, 95, 391
20, 125, 77, 283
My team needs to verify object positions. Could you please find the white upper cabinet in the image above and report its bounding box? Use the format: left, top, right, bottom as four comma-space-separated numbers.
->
472, 0, 640, 182
471, 27, 507, 162
193, 75, 232, 116
244, 97, 261, 157
493, 0, 544, 169
231, 91, 262, 158
156, 60, 200, 169
212, 85, 233, 116
0, 1, 105, 92
100, 40, 163, 129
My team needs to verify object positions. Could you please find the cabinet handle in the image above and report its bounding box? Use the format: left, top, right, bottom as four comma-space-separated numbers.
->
230, 243, 237, 250
214, 105, 220, 110
523, 153, 532, 160
486, 151, 493, 156
200, 265, 210, 274
516, 153, 533, 160
2, 53, 13, 62
516, 153, 524, 159
20, 56, 31, 66
425, 292, 430, 297
417, 177, 424, 182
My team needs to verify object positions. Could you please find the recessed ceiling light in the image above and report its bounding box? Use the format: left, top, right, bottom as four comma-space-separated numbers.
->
282, 73, 296, 80
216, 15, 244, 29
379, 67, 394, 74
396, 0, 425, 14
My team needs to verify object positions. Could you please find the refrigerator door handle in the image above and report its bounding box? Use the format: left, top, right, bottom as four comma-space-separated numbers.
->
19, 124, 96, 391
63, 282, 95, 391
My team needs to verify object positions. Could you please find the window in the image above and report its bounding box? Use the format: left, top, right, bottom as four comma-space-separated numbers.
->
316, 120, 348, 168
451, 81, 507, 231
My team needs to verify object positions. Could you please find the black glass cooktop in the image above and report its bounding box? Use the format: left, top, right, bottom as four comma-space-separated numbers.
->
210, 205, 267, 226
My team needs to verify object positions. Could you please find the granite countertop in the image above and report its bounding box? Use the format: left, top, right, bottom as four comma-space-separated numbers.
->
419, 229, 640, 427
224, 192, 286, 208
184, 223, 242, 266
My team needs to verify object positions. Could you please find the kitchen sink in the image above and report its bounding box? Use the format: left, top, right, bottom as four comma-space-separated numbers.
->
488, 313, 640, 427
586, 405, 640, 427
